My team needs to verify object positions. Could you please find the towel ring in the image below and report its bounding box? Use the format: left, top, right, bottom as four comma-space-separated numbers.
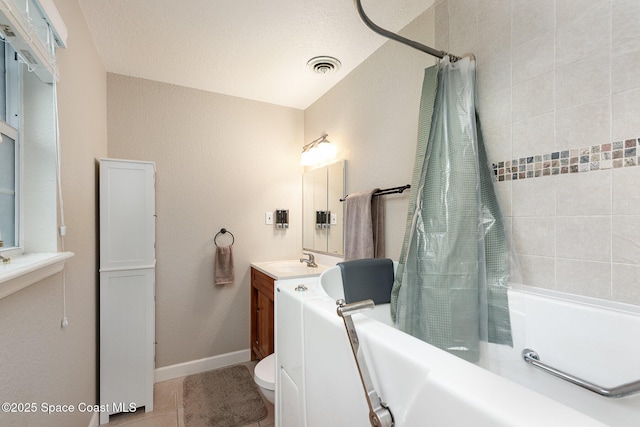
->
214, 228, 235, 247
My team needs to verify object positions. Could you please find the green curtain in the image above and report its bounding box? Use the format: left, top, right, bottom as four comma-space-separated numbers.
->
390, 57, 512, 363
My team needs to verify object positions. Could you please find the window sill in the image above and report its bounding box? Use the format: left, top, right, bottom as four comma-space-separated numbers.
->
0, 252, 74, 300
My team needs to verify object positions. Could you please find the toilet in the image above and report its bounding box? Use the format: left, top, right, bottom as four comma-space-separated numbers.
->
254, 353, 275, 404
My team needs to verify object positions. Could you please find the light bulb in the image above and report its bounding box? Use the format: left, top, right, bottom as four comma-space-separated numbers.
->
315, 140, 336, 163
300, 149, 314, 166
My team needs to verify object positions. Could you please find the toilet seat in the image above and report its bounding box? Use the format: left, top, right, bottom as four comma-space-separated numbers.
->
254, 353, 275, 391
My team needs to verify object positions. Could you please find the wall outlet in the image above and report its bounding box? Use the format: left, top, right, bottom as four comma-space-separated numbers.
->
265, 211, 273, 225
331, 213, 337, 225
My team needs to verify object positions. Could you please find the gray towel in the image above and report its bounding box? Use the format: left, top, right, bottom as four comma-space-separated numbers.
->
214, 245, 234, 285
344, 189, 385, 260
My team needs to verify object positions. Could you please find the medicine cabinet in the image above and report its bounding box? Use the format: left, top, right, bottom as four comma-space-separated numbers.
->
302, 160, 345, 255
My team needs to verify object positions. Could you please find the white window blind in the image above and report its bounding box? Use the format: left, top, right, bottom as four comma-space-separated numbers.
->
0, 0, 67, 82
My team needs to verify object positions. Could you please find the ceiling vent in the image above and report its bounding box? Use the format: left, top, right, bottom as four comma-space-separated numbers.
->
307, 56, 341, 75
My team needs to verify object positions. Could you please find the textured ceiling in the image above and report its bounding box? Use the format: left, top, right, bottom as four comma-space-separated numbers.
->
77, 0, 434, 109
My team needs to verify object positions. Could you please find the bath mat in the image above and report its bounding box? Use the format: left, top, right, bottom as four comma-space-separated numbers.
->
183, 364, 268, 427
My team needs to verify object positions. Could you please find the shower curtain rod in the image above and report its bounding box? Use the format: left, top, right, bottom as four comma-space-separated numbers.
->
354, 0, 461, 62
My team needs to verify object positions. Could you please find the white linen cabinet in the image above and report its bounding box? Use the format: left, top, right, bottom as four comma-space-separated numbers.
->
99, 159, 156, 424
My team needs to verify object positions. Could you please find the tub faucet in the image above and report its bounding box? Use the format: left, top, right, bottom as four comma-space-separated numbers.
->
300, 252, 317, 268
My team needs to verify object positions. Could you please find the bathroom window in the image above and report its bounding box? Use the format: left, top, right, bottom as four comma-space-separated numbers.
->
0, 0, 71, 299
0, 40, 20, 251
0, 129, 18, 249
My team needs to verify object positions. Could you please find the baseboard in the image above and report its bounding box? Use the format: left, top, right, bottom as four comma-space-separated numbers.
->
88, 412, 99, 427
155, 348, 252, 383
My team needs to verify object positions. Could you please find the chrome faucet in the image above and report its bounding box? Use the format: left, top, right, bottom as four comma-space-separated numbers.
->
300, 252, 317, 268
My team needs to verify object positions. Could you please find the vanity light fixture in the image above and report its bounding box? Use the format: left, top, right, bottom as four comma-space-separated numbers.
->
301, 134, 336, 166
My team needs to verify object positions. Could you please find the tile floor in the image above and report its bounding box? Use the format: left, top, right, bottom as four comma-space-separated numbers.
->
104, 361, 274, 427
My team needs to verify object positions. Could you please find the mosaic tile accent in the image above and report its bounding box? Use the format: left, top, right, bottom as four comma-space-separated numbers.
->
492, 138, 640, 182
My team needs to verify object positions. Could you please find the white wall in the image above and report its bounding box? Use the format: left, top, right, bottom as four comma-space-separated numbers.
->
0, 0, 108, 425
305, 9, 436, 261
436, 0, 640, 305
107, 74, 304, 367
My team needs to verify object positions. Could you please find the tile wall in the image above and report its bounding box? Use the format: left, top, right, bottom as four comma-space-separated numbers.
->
435, 0, 640, 305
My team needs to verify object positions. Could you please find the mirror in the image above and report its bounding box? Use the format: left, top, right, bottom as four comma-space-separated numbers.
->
302, 160, 345, 255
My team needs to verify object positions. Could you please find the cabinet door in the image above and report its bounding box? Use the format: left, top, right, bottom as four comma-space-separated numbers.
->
99, 268, 155, 417
257, 290, 274, 358
251, 268, 274, 360
99, 159, 155, 270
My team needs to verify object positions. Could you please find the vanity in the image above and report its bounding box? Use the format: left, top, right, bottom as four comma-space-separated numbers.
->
250, 260, 329, 360
248, 159, 344, 359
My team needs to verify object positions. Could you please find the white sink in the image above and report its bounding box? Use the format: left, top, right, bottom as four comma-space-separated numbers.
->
265, 260, 316, 272
252, 259, 328, 280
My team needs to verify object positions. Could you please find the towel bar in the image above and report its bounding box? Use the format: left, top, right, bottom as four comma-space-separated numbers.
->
522, 348, 640, 398
337, 299, 394, 427
340, 185, 410, 202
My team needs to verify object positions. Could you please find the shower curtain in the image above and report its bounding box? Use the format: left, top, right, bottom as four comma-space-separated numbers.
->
390, 56, 512, 363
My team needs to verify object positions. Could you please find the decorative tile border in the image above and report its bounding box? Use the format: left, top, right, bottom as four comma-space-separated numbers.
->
492, 138, 640, 182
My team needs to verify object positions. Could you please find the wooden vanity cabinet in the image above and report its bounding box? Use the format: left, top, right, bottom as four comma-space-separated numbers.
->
251, 267, 275, 360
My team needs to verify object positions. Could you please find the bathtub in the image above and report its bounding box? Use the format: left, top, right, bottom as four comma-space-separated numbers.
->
274, 266, 640, 426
